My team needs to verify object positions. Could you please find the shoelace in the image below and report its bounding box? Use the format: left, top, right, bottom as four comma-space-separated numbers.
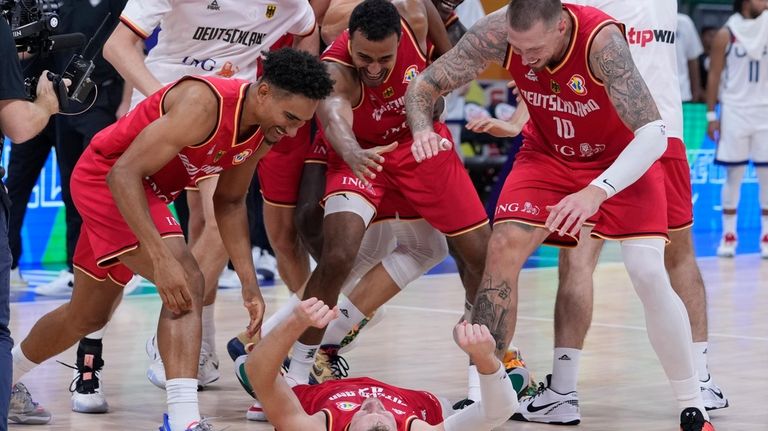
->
57, 355, 104, 395
329, 353, 350, 379
190, 417, 229, 431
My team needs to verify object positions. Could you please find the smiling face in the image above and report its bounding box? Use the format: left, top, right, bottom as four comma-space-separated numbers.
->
506, 12, 567, 71
349, 30, 400, 87
255, 83, 317, 145
347, 397, 397, 431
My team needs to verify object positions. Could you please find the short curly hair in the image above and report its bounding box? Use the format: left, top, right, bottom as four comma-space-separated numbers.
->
261, 48, 333, 100
349, 0, 402, 42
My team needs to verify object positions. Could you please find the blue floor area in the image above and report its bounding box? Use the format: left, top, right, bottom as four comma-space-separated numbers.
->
11, 228, 764, 304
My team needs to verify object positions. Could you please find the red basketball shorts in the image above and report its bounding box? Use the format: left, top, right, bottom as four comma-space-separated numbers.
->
70, 151, 184, 285
494, 148, 668, 247
256, 121, 313, 207
323, 123, 488, 235
661, 138, 694, 231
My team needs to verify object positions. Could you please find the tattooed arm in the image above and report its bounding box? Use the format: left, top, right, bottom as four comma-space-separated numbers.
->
405, 8, 509, 162
545, 24, 669, 237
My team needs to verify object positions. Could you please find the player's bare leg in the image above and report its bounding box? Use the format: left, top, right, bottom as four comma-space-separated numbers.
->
471, 222, 550, 358
264, 203, 310, 291
446, 224, 492, 309
295, 163, 327, 260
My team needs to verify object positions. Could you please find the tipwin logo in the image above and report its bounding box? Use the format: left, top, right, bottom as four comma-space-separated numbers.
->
626, 27, 675, 48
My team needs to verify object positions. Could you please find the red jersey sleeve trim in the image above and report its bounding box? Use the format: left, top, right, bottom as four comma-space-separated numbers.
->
321, 409, 332, 430
585, 21, 625, 86
545, 7, 579, 75
119, 16, 150, 40
232, 83, 262, 148
401, 18, 428, 63
444, 12, 459, 29
503, 43, 514, 70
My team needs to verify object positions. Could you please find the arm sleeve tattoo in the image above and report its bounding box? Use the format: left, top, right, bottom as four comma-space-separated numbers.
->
588, 26, 661, 132
405, 9, 509, 133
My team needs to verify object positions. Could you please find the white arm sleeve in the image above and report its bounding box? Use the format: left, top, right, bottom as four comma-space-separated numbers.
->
589, 120, 667, 199
443, 363, 518, 431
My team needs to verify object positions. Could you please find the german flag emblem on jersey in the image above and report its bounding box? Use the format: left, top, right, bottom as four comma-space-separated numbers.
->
383, 86, 394, 98
550, 79, 561, 94
265, 4, 277, 18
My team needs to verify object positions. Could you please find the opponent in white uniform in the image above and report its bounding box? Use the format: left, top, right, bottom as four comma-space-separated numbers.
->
463, 0, 729, 424
706, 0, 768, 258
62, 0, 318, 415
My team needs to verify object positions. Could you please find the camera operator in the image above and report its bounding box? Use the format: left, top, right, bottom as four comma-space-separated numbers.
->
0, 11, 61, 431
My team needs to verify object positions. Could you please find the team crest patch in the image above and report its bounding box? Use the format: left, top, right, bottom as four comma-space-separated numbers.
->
402, 65, 418, 83
232, 149, 253, 165
567, 74, 587, 96
383, 86, 395, 98
213, 150, 225, 163
550, 80, 561, 94
265, 4, 277, 18
336, 402, 360, 411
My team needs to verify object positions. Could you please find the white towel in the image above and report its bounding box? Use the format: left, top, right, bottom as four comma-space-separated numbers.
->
725, 11, 768, 60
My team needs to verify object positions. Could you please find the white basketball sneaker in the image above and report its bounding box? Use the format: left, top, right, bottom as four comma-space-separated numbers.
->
511, 375, 580, 425
36, 270, 74, 296
700, 375, 729, 411
10, 267, 27, 289
716, 232, 737, 258
760, 234, 768, 259
146, 336, 220, 390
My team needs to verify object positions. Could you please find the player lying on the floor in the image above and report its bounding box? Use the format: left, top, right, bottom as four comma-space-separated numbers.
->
242, 297, 518, 430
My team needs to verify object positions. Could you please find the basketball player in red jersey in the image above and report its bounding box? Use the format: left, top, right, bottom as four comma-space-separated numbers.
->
244, 297, 517, 431
9, 49, 333, 431
405, 1, 714, 430
283, 0, 490, 386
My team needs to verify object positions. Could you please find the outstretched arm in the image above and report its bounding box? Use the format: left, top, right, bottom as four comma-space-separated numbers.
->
405, 8, 508, 161
412, 322, 518, 431
247, 298, 338, 429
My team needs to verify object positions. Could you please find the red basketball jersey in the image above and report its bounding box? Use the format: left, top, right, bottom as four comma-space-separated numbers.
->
87, 75, 264, 202
291, 377, 444, 431
321, 20, 429, 148
505, 4, 633, 169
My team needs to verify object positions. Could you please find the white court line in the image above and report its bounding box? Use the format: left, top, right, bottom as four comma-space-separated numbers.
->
370, 303, 768, 343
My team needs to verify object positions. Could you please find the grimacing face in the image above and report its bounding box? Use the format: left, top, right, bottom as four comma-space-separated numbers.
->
506, 15, 566, 72
347, 397, 397, 431
349, 31, 399, 87
257, 84, 317, 145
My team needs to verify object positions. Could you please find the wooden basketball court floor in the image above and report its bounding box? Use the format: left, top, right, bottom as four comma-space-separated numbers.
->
8, 247, 767, 430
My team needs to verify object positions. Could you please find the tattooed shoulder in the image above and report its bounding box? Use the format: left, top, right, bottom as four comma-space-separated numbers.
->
458, 8, 509, 65
588, 25, 660, 131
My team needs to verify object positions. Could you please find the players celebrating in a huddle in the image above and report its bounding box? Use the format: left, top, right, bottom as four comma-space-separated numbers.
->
4, 0, 727, 430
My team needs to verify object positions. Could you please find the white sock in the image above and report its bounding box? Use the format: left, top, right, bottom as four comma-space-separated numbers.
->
202, 305, 216, 353
85, 326, 107, 339
12, 345, 38, 384
692, 342, 709, 381
287, 342, 319, 385
550, 348, 581, 393
467, 365, 481, 401
166, 378, 200, 431
722, 213, 737, 235
671, 375, 709, 420
321, 298, 365, 346
261, 294, 301, 336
